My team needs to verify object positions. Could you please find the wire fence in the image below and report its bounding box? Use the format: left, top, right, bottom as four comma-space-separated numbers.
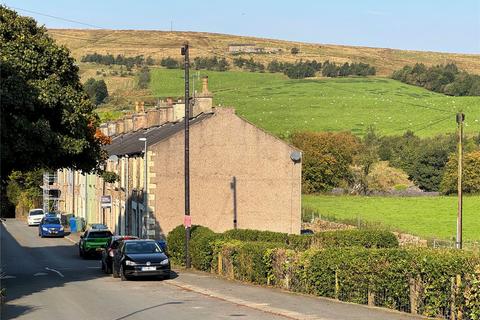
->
302, 206, 480, 251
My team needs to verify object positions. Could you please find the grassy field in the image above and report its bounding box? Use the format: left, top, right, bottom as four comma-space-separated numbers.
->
150, 69, 480, 137
303, 195, 480, 241
49, 29, 480, 76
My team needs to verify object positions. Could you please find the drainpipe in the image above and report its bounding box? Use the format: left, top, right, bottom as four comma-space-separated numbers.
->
125, 155, 129, 235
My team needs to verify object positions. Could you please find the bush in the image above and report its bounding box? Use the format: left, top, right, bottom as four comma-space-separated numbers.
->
440, 151, 480, 194
167, 225, 218, 269
220, 228, 398, 250
222, 229, 289, 243
190, 227, 219, 271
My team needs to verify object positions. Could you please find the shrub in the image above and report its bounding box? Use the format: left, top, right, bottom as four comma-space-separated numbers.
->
190, 226, 219, 271
220, 228, 398, 250
222, 229, 289, 243
167, 225, 218, 268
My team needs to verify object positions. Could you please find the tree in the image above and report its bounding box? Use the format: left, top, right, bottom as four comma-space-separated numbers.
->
291, 131, 361, 193
84, 78, 109, 105
0, 6, 105, 177
138, 66, 151, 89
291, 47, 300, 55
440, 151, 480, 194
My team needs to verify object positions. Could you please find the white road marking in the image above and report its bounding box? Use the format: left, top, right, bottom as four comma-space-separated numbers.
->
33, 272, 48, 276
0, 275, 16, 279
87, 266, 101, 269
45, 267, 64, 278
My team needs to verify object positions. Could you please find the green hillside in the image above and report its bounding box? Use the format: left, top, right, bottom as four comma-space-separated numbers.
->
150, 69, 480, 137
303, 195, 480, 242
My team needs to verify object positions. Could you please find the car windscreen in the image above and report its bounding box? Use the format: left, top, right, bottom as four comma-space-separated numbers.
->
44, 218, 60, 224
124, 242, 162, 254
87, 231, 112, 239
29, 210, 43, 216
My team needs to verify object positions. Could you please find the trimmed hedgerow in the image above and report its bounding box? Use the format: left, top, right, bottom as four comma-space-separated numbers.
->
167, 225, 479, 318
167, 225, 220, 267
221, 228, 398, 250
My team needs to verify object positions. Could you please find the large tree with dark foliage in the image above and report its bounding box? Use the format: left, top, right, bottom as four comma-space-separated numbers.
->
0, 6, 104, 177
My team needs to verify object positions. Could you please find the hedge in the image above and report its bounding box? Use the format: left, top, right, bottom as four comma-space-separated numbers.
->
167, 225, 479, 318
222, 228, 398, 250
167, 225, 221, 270
214, 243, 480, 319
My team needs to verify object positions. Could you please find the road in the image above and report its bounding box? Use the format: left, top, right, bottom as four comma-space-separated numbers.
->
1, 219, 425, 320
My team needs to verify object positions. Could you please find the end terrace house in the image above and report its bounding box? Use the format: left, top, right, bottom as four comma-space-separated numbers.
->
56, 77, 302, 238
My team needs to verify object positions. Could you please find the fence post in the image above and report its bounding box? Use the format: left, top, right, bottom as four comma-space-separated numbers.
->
456, 275, 463, 320
368, 289, 375, 306
335, 269, 339, 300
217, 252, 222, 275
409, 278, 418, 314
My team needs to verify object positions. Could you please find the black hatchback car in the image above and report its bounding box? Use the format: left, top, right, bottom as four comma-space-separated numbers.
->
112, 239, 170, 280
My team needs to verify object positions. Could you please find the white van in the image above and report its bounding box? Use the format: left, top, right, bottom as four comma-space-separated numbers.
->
27, 208, 44, 226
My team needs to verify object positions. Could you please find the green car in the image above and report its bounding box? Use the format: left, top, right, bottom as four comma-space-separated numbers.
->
78, 229, 113, 258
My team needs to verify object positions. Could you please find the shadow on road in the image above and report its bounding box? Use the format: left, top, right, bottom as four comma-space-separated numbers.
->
1, 222, 106, 318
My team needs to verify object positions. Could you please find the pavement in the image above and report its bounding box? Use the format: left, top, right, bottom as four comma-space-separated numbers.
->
1, 219, 428, 320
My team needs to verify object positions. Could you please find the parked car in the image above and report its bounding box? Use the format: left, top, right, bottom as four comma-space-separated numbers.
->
79, 229, 113, 258
89, 223, 109, 230
112, 239, 170, 281
38, 216, 64, 237
27, 208, 44, 226
101, 235, 138, 274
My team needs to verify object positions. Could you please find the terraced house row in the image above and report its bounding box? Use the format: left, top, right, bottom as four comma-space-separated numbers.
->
55, 77, 302, 238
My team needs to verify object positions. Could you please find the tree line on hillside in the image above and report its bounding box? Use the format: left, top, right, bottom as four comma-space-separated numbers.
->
292, 129, 480, 195
392, 63, 480, 96
160, 56, 230, 71
81, 53, 155, 69
158, 55, 376, 79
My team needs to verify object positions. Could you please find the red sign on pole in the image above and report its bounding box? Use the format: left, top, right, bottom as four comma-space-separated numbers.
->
184, 215, 191, 228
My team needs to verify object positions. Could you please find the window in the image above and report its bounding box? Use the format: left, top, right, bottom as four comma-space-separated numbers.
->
44, 218, 60, 224
29, 210, 44, 216
87, 231, 112, 239
124, 241, 162, 254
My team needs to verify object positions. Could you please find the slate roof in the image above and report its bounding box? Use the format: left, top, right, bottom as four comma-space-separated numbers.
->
104, 112, 213, 156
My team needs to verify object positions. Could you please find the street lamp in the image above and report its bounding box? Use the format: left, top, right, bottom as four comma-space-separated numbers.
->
139, 137, 147, 239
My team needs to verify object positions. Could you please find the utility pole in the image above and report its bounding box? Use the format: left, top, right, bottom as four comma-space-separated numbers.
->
181, 42, 191, 268
456, 112, 464, 250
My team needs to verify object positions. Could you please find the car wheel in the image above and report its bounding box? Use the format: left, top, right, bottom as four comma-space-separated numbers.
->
112, 264, 119, 278
101, 261, 105, 272
120, 265, 128, 281
79, 247, 84, 258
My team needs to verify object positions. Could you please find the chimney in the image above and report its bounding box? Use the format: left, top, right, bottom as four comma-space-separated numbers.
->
133, 113, 147, 131
147, 109, 165, 127
200, 76, 211, 96
166, 106, 174, 122
194, 76, 213, 115
124, 114, 134, 133
107, 121, 117, 136
135, 101, 145, 113
99, 123, 108, 136
159, 108, 167, 123
116, 119, 125, 135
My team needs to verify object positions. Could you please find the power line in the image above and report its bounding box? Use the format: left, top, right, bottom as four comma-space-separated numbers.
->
8, 6, 104, 29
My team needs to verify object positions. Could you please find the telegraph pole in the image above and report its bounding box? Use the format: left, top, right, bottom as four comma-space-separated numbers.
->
181, 43, 191, 268
456, 112, 464, 250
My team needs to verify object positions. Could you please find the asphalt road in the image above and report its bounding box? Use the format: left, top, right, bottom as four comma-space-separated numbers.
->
0, 219, 285, 320
1, 219, 425, 320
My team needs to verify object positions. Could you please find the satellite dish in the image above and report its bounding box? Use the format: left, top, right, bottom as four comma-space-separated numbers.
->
290, 151, 302, 162
108, 155, 119, 162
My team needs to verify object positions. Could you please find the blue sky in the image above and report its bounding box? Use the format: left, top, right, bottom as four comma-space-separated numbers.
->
2, 0, 479, 54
